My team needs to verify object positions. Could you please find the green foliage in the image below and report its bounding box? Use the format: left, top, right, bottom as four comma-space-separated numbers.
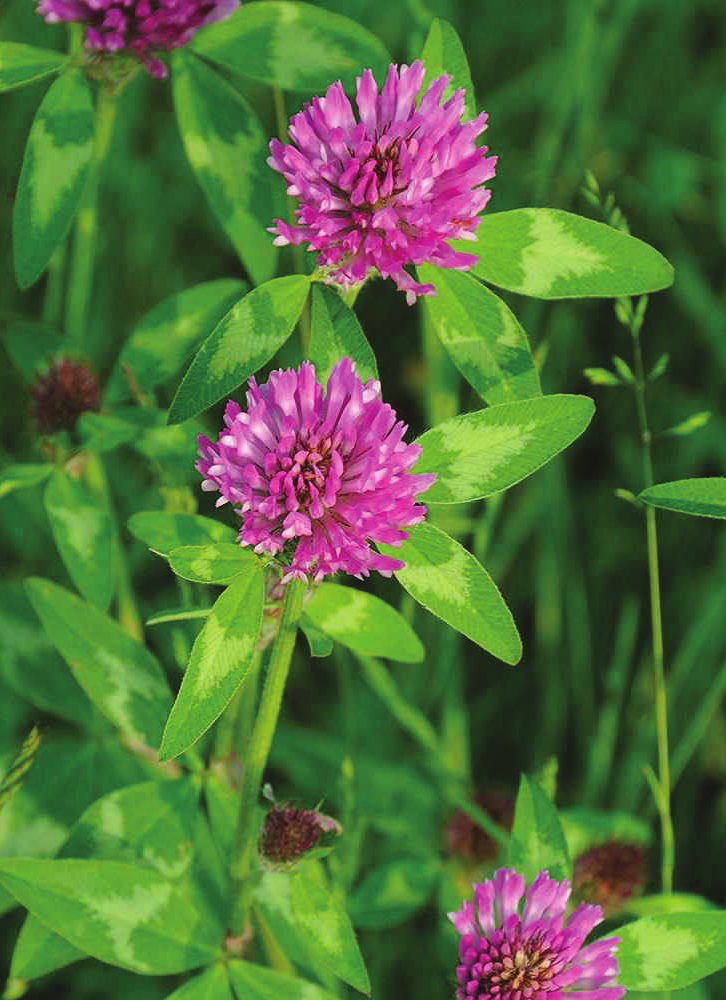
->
418, 266, 541, 404
379, 522, 521, 664
128, 511, 237, 554
0, 463, 52, 500
173, 53, 278, 286
415, 394, 594, 503
0, 42, 67, 93
25, 577, 172, 748
349, 857, 440, 929
309, 284, 378, 388
167, 542, 259, 584
193, 0, 390, 92
159, 565, 264, 760
0, 727, 41, 816
228, 960, 338, 1000
639, 478, 726, 519
304, 583, 424, 662
456, 209, 674, 298
420, 18, 476, 120
509, 774, 571, 883
168, 276, 310, 423
617, 912, 726, 991
13, 69, 95, 288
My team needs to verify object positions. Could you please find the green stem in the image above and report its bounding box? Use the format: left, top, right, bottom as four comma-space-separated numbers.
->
630, 315, 674, 894
228, 579, 306, 932
65, 86, 118, 349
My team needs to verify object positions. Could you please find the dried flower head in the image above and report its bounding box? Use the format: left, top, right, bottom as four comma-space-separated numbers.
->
268, 61, 497, 304
37, 0, 239, 77
449, 867, 625, 1000
198, 358, 435, 583
573, 842, 647, 916
260, 803, 341, 866
30, 358, 101, 434
446, 789, 514, 864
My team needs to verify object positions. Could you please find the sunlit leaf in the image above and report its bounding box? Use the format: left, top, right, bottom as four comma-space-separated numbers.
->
128, 511, 237, 555
420, 18, 476, 120
309, 284, 378, 389
617, 911, 726, 990
509, 774, 570, 882
167, 543, 258, 585
0, 42, 67, 93
639, 478, 726, 519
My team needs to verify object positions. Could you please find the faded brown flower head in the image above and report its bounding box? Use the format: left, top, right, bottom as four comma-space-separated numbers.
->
30, 358, 100, 434
573, 840, 647, 915
445, 789, 514, 864
260, 803, 341, 866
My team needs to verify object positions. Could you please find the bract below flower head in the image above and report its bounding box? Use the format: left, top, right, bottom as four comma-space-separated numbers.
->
197, 358, 436, 583
449, 867, 626, 1000
37, 0, 239, 77
268, 61, 497, 304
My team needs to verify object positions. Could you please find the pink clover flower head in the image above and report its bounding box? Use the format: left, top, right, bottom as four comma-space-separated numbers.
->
197, 358, 436, 583
37, 0, 239, 77
268, 61, 497, 304
449, 867, 626, 1000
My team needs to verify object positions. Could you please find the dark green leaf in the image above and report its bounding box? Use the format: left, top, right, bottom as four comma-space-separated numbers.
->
415, 395, 594, 503
13, 68, 95, 289
229, 959, 339, 1000
509, 774, 570, 882
418, 266, 541, 404
0, 463, 52, 500
454, 209, 674, 298
173, 53, 278, 287
168, 275, 310, 424
106, 278, 245, 402
639, 478, 726, 519
0, 42, 67, 93
44, 468, 116, 610
309, 284, 378, 389
159, 565, 264, 761
379, 522, 521, 664
617, 912, 726, 990
349, 858, 439, 929
0, 727, 41, 815
304, 584, 424, 663
300, 621, 334, 658
128, 510, 237, 555
165, 964, 234, 1000
25, 578, 171, 749
0, 320, 62, 382
194, 0, 390, 93
0, 858, 219, 974
167, 542, 258, 585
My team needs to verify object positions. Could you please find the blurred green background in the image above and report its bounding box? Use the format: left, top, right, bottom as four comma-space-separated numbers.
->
1, 0, 725, 997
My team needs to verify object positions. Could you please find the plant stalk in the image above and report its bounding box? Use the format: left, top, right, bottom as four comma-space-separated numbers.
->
630, 314, 674, 894
228, 578, 306, 933
65, 86, 118, 349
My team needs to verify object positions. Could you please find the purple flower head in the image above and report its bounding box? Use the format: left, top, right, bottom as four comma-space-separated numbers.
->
197, 358, 436, 583
37, 0, 239, 77
30, 358, 101, 434
449, 868, 626, 1000
268, 61, 497, 304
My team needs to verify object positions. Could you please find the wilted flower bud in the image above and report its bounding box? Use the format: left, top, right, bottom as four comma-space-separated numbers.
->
30, 358, 101, 435
260, 803, 341, 866
445, 789, 514, 864
573, 840, 647, 915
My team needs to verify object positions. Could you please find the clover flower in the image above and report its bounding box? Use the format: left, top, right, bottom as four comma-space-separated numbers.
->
573, 842, 647, 916
449, 867, 625, 1000
197, 358, 435, 583
268, 61, 497, 304
260, 802, 341, 866
446, 789, 514, 865
30, 358, 100, 434
37, 0, 239, 78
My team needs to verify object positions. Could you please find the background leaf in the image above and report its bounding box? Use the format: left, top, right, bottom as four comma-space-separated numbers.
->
193, 0, 391, 92
455, 209, 674, 298
420, 18, 476, 120
173, 53, 278, 287
378, 522, 521, 664
304, 583, 424, 663
159, 564, 264, 761
418, 266, 541, 404
106, 278, 246, 403
13, 68, 95, 289
25, 577, 171, 749
309, 284, 378, 389
509, 774, 571, 882
415, 395, 594, 503
0, 858, 220, 974
639, 478, 726, 519
127, 510, 237, 554
617, 911, 726, 991
0, 42, 67, 93
44, 468, 116, 610
168, 275, 310, 424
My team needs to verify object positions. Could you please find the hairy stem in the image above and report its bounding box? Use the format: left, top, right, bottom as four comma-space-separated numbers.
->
228, 579, 306, 933
65, 86, 118, 348
630, 311, 674, 894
